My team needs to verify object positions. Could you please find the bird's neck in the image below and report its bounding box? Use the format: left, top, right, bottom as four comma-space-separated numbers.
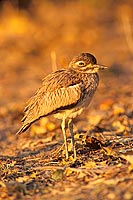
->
69, 68, 99, 89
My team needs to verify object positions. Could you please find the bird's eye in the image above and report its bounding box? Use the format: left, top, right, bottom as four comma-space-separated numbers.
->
76, 61, 86, 67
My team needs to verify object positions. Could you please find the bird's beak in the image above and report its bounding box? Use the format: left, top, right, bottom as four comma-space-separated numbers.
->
93, 64, 108, 70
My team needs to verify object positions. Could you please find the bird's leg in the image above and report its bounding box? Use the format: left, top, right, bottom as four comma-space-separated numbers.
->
61, 118, 68, 159
68, 119, 76, 159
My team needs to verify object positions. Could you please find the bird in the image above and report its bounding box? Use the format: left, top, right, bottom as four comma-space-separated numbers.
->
17, 53, 107, 159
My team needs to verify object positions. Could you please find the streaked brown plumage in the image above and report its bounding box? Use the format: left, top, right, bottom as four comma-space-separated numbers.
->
17, 53, 107, 159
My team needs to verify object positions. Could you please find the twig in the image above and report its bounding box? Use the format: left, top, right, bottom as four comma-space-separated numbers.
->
51, 50, 58, 71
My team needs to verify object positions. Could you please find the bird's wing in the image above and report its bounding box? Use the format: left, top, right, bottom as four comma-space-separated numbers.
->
17, 70, 84, 134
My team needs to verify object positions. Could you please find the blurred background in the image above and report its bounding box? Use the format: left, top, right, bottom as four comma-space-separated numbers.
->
0, 0, 132, 114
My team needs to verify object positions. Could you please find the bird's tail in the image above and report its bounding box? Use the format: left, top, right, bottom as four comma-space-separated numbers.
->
16, 123, 31, 135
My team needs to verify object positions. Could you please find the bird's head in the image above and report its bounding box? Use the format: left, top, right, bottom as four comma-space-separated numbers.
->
69, 53, 107, 73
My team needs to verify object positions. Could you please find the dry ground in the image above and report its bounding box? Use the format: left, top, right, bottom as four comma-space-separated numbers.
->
0, 1, 133, 200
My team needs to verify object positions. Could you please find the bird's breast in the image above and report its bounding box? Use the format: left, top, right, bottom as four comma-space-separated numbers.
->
54, 73, 99, 120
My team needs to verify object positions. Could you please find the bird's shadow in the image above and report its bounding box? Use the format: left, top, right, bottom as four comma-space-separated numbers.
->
0, 142, 61, 162
0, 128, 106, 166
